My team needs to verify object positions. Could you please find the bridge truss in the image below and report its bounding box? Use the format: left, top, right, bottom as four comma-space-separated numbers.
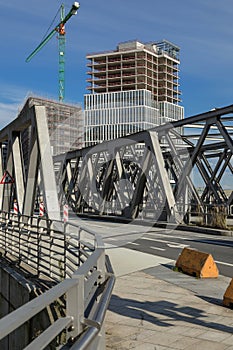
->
56, 104, 233, 224
0, 98, 232, 224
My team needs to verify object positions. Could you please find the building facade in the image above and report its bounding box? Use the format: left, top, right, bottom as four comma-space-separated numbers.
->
22, 97, 84, 159
84, 40, 184, 146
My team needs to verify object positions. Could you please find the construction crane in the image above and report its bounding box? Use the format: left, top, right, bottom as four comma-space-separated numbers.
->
26, 2, 80, 102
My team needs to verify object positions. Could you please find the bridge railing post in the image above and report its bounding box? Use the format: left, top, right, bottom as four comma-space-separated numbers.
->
97, 248, 106, 285
66, 275, 85, 342
50, 221, 66, 281
0, 212, 6, 253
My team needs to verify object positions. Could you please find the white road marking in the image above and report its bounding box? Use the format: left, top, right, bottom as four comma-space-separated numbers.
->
150, 246, 166, 251
140, 236, 190, 248
141, 237, 165, 242
215, 260, 233, 267
145, 232, 206, 240
167, 243, 190, 249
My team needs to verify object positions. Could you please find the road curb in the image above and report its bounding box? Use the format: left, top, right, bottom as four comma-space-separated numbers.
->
73, 213, 233, 236
176, 224, 233, 237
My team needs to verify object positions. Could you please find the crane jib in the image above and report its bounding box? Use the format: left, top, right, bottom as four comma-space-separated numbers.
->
25, 2, 80, 63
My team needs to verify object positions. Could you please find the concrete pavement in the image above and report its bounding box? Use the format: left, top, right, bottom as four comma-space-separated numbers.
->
105, 248, 233, 350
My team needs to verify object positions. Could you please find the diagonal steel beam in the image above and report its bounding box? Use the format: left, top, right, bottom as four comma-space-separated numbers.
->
34, 106, 61, 221
196, 156, 222, 203
201, 151, 228, 202
174, 122, 211, 200
127, 146, 151, 219
215, 120, 233, 153
2, 139, 14, 213
155, 104, 233, 132
148, 130, 181, 223
23, 129, 39, 217
165, 132, 202, 207
12, 133, 25, 213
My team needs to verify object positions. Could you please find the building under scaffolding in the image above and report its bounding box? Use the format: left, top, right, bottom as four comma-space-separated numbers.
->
22, 97, 84, 159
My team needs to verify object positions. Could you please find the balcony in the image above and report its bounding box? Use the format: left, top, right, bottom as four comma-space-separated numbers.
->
122, 55, 135, 61
108, 57, 121, 62
122, 65, 135, 70
122, 72, 136, 77
108, 65, 121, 71
86, 77, 107, 85
87, 68, 107, 73
87, 71, 107, 78
108, 74, 121, 79
108, 81, 121, 87
86, 61, 106, 67
158, 62, 179, 72
137, 63, 146, 67
122, 79, 135, 85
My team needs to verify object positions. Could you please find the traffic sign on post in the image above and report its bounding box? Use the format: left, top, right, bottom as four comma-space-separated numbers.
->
0, 171, 14, 184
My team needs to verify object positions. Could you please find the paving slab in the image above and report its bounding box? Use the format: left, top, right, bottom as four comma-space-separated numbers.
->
106, 247, 172, 276
106, 267, 233, 349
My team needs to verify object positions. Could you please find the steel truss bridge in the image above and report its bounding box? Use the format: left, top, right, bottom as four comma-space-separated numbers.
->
0, 98, 233, 224
56, 105, 233, 224
0, 97, 232, 348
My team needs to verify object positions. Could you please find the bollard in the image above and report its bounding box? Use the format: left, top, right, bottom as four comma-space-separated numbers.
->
175, 247, 219, 278
63, 204, 69, 222
14, 200, 19, 215
39, 202, 44, 216
223, 279, 233, 307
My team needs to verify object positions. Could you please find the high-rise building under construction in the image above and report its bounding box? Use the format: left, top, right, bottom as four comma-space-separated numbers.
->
84, 40, 184, 146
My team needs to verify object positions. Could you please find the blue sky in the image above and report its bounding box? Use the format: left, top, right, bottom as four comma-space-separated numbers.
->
0, 0, 232, 128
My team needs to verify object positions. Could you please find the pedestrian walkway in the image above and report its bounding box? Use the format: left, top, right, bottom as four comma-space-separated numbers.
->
105, 250, 233, 350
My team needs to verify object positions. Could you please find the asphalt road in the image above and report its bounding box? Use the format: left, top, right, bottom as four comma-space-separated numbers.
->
72, 217, 233, 278
124, 228, 233, 278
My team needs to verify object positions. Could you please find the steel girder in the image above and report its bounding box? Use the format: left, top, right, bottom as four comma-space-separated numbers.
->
0, 98, 61, 221
0, 100, 232, 224
55, 137, 185, 222
55, 104, 233, 223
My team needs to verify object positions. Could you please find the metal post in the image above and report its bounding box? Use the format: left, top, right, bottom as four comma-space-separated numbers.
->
66, 275, 85, 341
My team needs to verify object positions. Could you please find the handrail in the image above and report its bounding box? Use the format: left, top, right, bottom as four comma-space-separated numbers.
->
0, 212, 99, 281
0, 212, 115, 349
71, 274, 115, 350
0, 278, 77, 340
24, 317, 73, 350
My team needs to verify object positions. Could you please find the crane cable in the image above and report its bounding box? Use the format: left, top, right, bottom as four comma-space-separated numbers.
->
40, 5, 62, 43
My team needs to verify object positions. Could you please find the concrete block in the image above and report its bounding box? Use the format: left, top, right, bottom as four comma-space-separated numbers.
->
223, 278, 233, 307
175, 247, 219, 278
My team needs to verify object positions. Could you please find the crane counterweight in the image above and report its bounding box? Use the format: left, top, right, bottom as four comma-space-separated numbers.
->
71, 2, 80, 15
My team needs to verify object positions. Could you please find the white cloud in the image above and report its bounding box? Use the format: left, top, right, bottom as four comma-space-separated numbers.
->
0, 84, 29, 128
0, 0, 232, 119
0, 102, 19, 128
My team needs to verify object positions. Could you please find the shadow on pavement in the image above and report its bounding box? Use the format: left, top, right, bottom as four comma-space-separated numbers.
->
196, 295, 223, 306
108, 294, 233, 334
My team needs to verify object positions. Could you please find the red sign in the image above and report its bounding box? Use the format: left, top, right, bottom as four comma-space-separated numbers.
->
0, 171, 15, 184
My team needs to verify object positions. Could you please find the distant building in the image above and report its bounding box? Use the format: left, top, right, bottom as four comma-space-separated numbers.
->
84, 40, 184, 146
22, 97, 84, 158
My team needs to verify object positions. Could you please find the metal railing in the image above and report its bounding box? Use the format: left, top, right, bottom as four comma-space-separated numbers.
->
0, 212, 115, 349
